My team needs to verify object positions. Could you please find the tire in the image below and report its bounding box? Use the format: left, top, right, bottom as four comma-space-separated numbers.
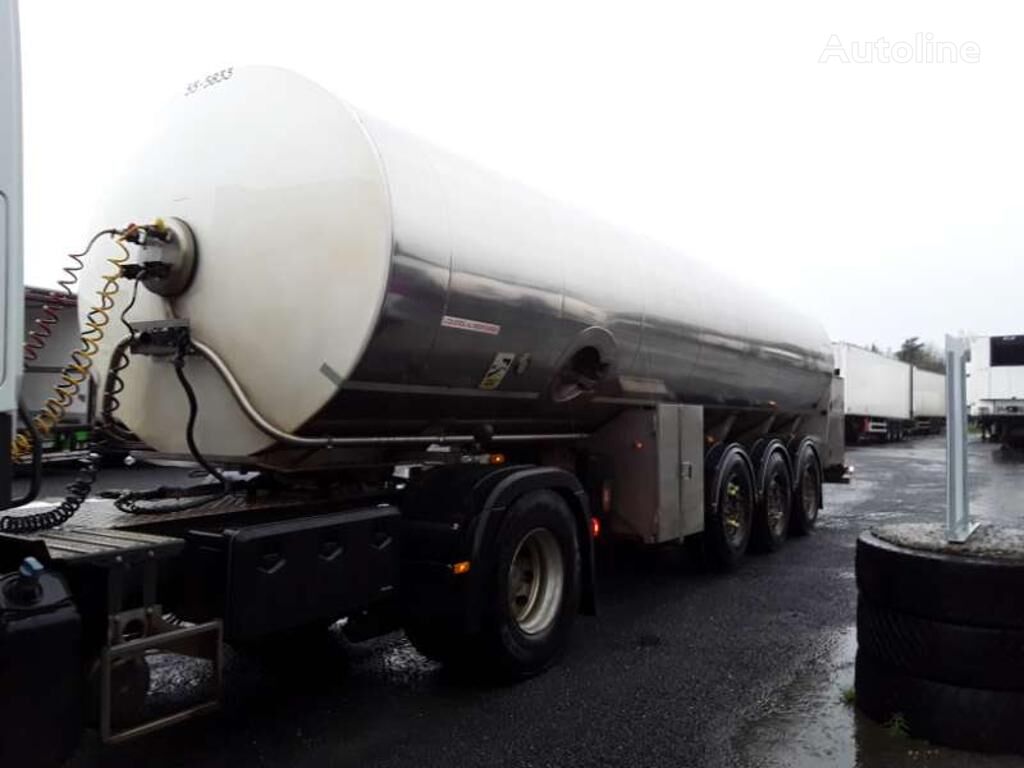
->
405, 489, 581, 678
703, 446, 754, 570
752, 448, 792, 553
856, 651, 1024, 753
857, 532, 1024, 629
789, 443, 821, 536
858, 597, 1024, 690
480, 489, 581, 678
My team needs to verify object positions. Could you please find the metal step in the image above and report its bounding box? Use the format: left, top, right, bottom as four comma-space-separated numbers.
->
0, 524, 183, 567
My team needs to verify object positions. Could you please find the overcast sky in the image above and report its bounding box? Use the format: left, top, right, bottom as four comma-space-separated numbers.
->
18, 0, 1024, 352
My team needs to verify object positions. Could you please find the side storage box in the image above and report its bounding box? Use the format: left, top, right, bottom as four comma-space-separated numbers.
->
184, 506, 401, 642
587, 404, 704, 544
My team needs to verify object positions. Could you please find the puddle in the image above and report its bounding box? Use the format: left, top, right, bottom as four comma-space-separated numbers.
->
376, 635, 441, 685
737, 627, 1022, 768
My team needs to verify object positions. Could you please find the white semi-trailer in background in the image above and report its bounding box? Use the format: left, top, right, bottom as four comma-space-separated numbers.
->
832, 342, 946, 443
968, 334, 1024, 447
910, 367, 946, 436
833, 341, 912, 443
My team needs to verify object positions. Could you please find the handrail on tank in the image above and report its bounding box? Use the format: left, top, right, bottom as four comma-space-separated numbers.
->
188, 338, 588, 448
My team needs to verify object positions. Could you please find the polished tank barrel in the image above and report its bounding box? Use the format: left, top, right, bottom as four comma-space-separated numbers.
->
79, 66, 833, 458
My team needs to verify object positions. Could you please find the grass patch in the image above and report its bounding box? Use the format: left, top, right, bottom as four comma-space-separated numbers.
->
884, 712, 910, 738
840, 686, 856, 705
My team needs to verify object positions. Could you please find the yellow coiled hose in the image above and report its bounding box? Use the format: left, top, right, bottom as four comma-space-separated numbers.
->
9, 227, 136, 460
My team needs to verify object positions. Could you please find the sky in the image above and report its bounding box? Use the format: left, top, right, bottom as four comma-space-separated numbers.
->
18, 0, 1024, 353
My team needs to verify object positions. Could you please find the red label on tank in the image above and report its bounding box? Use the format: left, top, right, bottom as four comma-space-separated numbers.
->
440, 315, 501, 335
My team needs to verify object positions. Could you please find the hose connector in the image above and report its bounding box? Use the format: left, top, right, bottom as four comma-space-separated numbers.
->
131, 217, 197, 297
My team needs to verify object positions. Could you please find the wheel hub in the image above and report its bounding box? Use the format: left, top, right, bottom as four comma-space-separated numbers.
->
766, 477, 786, 535
723, 476, 749, 547
507, 528, 564, 635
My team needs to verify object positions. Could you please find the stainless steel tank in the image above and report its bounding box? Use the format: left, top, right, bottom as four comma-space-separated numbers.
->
79, 66, 833, 459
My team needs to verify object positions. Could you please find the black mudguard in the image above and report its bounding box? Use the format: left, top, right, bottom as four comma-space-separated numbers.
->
401, 464, 596, 633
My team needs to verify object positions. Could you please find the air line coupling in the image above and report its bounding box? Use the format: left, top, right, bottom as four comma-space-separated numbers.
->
128, 217, 198, 297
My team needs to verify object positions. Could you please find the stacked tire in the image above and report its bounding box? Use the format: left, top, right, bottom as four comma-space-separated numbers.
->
856, 527, 1024, 753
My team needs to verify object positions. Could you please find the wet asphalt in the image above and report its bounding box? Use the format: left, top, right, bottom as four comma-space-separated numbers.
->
34, 435, 1024, 767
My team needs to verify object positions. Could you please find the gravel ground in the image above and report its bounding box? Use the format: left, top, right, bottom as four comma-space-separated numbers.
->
28, 435, 1023, 767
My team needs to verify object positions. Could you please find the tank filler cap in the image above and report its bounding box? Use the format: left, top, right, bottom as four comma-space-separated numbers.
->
136, 216, 198, 297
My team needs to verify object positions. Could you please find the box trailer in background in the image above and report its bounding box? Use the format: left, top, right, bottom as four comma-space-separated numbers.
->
910, 367, 946, 436
968, 334, 1024, 447
833, 342, 912, 443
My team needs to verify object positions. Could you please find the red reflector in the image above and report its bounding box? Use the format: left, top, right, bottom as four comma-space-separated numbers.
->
590, 517, 601, 538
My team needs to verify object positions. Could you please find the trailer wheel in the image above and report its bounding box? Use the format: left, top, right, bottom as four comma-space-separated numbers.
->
789, 445, 821, 536
406, 490, 581, 677
480, 490, 581, 678
703, 447, 754, 569
753, 449, 792, 552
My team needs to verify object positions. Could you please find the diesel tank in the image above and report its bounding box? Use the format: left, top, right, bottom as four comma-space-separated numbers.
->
78, 66, 833, 460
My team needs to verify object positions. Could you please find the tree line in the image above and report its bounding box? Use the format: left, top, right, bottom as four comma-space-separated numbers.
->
866, 337, 945, 373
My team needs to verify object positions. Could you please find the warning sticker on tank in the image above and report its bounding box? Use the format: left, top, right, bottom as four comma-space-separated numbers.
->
441, 315, 501, 335
479, 353, 516, 390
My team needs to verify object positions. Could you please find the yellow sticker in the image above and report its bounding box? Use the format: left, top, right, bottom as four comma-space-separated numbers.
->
479, 352, 516, 390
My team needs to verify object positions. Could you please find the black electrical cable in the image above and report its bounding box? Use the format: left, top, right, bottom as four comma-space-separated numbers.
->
98, 341, 136, 444
5, 401, 43, 509
114, 343, 231, 514
53, 227, 120, 302
0, 450, 102, 533
119, 274, 142, 337
68, 228, 120, 263
172, 350, 229, 490
99, 275, 142, 443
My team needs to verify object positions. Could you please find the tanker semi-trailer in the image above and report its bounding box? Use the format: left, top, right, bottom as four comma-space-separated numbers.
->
0, 66, 838, 758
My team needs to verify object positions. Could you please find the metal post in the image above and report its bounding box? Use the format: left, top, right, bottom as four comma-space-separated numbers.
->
945, 335, 977, 543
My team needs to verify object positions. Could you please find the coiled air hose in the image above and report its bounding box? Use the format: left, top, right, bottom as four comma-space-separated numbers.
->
5, 220, 232, 527
1, 225, 141, 533
9, 227, 136, 461
21, 229, 117, 364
